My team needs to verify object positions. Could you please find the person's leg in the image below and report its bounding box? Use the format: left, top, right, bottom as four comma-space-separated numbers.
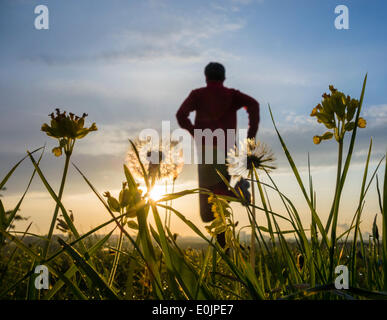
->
198, 162, 230, 248
198, 163, 216, 222
216, 232, 226, 248
197, 145, 232, 248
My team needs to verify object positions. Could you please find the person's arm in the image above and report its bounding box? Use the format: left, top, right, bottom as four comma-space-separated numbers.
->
232, 89, 260, 139
176, 90, 197, 136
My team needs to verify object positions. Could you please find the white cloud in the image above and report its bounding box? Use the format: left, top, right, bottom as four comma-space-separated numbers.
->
76, 121, 159, 156
27, 8, 245, 65
363, 104, 387, 127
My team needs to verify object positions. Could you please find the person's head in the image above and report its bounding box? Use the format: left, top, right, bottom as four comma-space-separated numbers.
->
204, 62, 225, 82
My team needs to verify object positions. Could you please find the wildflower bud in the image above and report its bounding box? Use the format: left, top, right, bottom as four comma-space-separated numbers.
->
344, 121, 355, 132
313, 136, 321, 144
310, 107, 318, 117
322, 93, 330, 99
119, 188, 131, 207
103, 192, 121, 212
52, 147, 62, 157
127, 220, 138, 230
357, 117, 366, 128
321, 132, 333, 141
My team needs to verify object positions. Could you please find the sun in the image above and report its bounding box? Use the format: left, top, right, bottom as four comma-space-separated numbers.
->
147, 185, 165, 201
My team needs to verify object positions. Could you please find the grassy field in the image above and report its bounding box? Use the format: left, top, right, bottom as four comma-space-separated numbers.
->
0, 76, 386, 300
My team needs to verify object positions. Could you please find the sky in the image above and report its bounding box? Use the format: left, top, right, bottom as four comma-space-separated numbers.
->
0, 0, 386, 238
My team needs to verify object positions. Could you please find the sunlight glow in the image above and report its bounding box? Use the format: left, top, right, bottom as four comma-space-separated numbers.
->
139, 185, 165, 201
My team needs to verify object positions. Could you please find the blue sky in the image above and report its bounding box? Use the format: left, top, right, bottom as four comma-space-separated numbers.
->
0, 0, 386, 236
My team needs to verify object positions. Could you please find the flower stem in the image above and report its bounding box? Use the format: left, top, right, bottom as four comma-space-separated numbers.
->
108, 217, 124, 287
329, 139, 344, 281
43, 153, 71, 258
250, 170, 256, 272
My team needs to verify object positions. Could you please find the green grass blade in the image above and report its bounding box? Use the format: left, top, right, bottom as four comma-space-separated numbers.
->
0, 147, 43, 190
27, 151, 86, 253
269, 105, 329, 248
382, 151, 387, 291
350, 138, 373, 284
6, 147, 45, 228
73, 162, 164, 298
0, 229, 87, 299
58, 238, 119, 300
43, 230, 114, 300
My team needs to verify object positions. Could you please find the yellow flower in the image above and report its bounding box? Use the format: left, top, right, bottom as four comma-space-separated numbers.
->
310, 104, 322, 116
313, 136, 321, 144
310, 107, 317, 117
211, 204, 220, 219
41, 109, 97, 156
41, 109, 97, 140
328, 85, 337, 93
52, 147, 62, 157
357, 117, 366, 128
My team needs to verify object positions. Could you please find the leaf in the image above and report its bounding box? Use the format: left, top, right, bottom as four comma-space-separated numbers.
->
373, 214, 379, 241
321, 132, 333, 140
127, 220, 138, 230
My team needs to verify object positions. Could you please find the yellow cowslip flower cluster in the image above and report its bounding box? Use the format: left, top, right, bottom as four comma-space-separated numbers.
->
208, 195, 220, 219
41, 109, 97, 156
310, 85, 366, 144
205, 194, 236, 248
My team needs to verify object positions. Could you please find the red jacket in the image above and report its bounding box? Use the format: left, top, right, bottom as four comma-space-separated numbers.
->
176, 80, 260, 142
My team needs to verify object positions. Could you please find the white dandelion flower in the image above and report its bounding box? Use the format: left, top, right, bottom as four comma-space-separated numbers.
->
227, 138, 276, 184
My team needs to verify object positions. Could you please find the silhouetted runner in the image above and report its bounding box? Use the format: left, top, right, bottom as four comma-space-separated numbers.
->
176, 62, 260, 247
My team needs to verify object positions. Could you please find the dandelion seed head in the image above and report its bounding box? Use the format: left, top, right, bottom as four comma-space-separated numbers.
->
227, 138, 276, 182
126, 137, 184, 182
